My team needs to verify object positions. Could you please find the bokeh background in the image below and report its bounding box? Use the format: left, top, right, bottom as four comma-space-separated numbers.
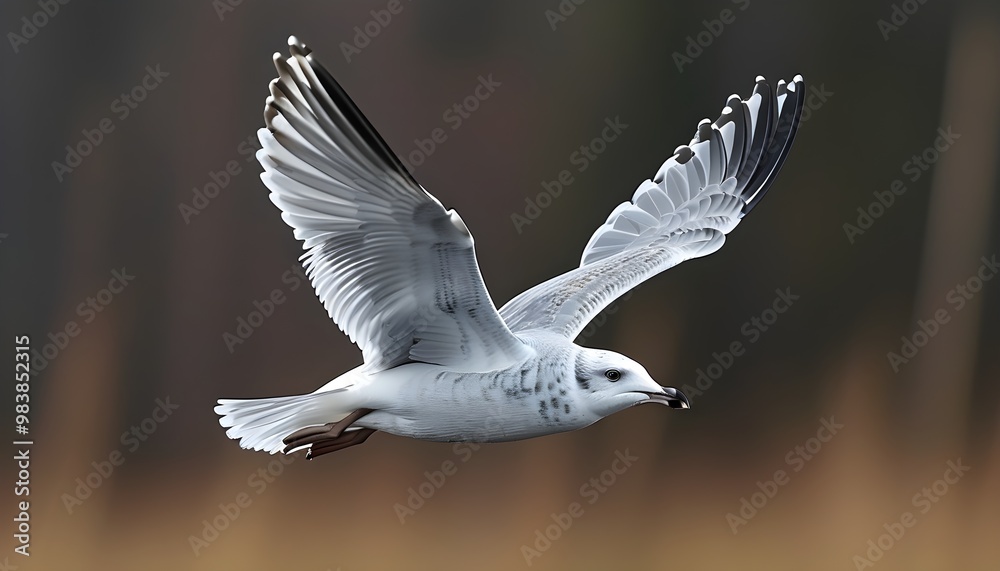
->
2, 1, 999, 569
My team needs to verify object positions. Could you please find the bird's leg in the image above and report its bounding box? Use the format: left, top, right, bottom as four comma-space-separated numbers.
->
306, 428, 376, 459
282, 408, 374, 454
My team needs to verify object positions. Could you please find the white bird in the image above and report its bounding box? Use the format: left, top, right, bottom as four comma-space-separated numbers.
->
216, 36, 804, 459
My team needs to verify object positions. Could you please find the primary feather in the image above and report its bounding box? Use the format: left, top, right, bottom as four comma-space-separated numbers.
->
499, 75, 805, 339
257, 36, 529, 373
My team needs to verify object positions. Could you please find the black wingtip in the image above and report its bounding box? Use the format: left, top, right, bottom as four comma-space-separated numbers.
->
265, 38, 423, 191
740, 74, 806, 216
302, 51, 422, 189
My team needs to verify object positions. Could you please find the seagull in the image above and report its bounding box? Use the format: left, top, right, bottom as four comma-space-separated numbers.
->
216, 36, 804, 459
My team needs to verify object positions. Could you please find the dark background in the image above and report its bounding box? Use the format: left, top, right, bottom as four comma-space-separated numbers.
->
2, 1, 999, 569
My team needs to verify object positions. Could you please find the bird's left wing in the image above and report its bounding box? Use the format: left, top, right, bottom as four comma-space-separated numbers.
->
499, 76, 804, 340
258, 37, 529, 372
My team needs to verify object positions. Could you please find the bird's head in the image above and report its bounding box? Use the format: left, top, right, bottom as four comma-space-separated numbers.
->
574, 347, 690, 418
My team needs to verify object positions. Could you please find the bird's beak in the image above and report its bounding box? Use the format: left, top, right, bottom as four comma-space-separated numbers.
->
641, 386, 691, 409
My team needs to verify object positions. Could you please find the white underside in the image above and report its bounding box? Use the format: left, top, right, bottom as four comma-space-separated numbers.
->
217, 341, 599, 453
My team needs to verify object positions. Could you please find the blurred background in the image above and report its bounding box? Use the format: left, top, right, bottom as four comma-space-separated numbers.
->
2, 1, 999, 569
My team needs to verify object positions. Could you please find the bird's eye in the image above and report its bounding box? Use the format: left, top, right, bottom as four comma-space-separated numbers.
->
605, 369, 621, 381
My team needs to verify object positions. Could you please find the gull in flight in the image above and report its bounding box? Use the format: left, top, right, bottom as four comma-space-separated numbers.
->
216, 37, 804, 459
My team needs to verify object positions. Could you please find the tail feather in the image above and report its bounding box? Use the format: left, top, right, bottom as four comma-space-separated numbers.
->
215, 389, 352, 454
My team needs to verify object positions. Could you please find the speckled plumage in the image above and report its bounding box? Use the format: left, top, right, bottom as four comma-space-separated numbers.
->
215, 37, 803, 458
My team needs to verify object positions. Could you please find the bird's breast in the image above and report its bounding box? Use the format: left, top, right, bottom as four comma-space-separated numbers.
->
358, 359, 593, 442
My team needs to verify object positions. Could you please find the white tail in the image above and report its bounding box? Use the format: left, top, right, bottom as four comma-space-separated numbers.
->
215, 388, 353, 454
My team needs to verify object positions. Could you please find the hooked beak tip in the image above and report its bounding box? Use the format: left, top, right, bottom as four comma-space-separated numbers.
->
642, 386, 691, 409
669, 395, 691, 409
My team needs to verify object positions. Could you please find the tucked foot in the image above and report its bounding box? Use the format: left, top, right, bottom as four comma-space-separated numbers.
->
306, 428, 376, 459
282, 408, 373, 454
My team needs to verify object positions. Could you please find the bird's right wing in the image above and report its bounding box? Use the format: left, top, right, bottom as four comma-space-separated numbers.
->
499, 76, 804, 340
259, 37, 529, 372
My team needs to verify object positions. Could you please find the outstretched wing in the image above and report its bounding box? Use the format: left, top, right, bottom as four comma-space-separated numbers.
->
259, 37, 528, 372
499, 76, 805, 339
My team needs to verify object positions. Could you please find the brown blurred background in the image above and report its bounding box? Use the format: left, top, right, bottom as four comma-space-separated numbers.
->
2, 1, 999, 569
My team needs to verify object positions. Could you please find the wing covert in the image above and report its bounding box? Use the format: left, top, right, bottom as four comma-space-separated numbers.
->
260, 37, 528, 371
500, 76, 805, 339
